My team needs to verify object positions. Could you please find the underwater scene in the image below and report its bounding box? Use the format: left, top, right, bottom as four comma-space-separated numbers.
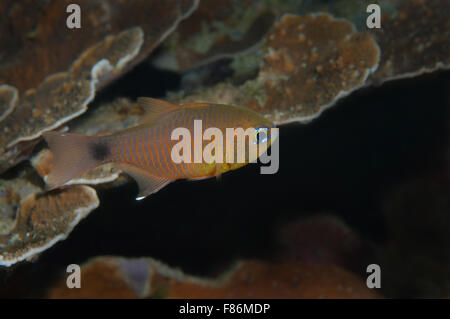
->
0, 0, 449, 300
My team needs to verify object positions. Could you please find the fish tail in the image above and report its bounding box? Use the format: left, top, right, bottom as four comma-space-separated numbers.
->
42, 131, 111, 189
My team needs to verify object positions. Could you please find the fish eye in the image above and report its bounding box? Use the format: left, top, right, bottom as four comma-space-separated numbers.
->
254, 127, 269, 145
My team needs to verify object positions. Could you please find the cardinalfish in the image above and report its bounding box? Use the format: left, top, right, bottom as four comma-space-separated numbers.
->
43, 98, 278, 200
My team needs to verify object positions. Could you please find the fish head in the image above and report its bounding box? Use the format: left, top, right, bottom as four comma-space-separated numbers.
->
222, 107, 278, 169
245, 115, 278, 164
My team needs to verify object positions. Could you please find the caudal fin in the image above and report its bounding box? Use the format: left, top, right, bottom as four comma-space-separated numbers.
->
42, 131, 109, 189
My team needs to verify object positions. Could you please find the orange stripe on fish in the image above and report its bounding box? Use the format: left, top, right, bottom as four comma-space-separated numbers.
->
147, 131, 156, 168
159, 125, 170, 172
142, 133, 150, 168
135, 135, 143, 167
153, 126, 162, 170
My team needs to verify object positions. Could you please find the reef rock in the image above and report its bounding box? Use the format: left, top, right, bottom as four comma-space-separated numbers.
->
47, 256, 380, 299
0, 184, 99, 267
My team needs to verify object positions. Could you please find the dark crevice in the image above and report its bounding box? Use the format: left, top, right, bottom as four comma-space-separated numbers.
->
93, 62, 182, 105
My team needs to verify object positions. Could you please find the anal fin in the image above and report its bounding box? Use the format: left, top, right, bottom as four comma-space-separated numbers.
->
118, 164, 171, 200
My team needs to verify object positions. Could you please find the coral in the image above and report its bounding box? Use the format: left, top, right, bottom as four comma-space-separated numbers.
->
0, 85, 18, 122
369, 0, 450, 83
0, 28, 140, 174
176, 13, 380, 124
0, 0, 199, 91
267, 0, 450, 83
0, 168, 42, 236
170, 0, 449, 119
0, 0, 199, 174
48, 257, 151, 298
249, 13, 379, 123
31, 98, 148, 187
166, 260, 380, 299
0, 185, 99, 267
47, 256, 188, 298
69, 98, 145, 137
152, 0, 275, 71
1, 99, 145, 266
47, 257, 380, 299
293, 0, 398, 31
2, 71, 94, 148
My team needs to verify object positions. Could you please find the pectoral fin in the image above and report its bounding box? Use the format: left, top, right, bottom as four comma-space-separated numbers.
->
118, 164, 171, 200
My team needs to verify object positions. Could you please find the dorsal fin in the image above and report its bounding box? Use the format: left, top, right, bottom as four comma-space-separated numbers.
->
137, 97, 180, 122
180, 102, 212, 108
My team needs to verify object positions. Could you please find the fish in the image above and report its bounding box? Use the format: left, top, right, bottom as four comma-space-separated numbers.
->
42, 97, 277, 199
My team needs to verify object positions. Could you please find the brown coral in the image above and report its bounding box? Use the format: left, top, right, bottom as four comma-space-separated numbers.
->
0, 85, 18, 122
166, 260, 380, 299
47, 257, 380, 299
0, 185, 99, 267
369, 0, 450, 83
0, 168, 42, 236
2, 88, 168, 269
0, 0, 198, 92
270, 0, 450, 84
251, 13, 380, 123
178, 13, 380, 124
0, 0, 199, 174
47, 257, 185, 298
31, 98, 148, 187
153, 0, 275, 71
48, 257, 148, 299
